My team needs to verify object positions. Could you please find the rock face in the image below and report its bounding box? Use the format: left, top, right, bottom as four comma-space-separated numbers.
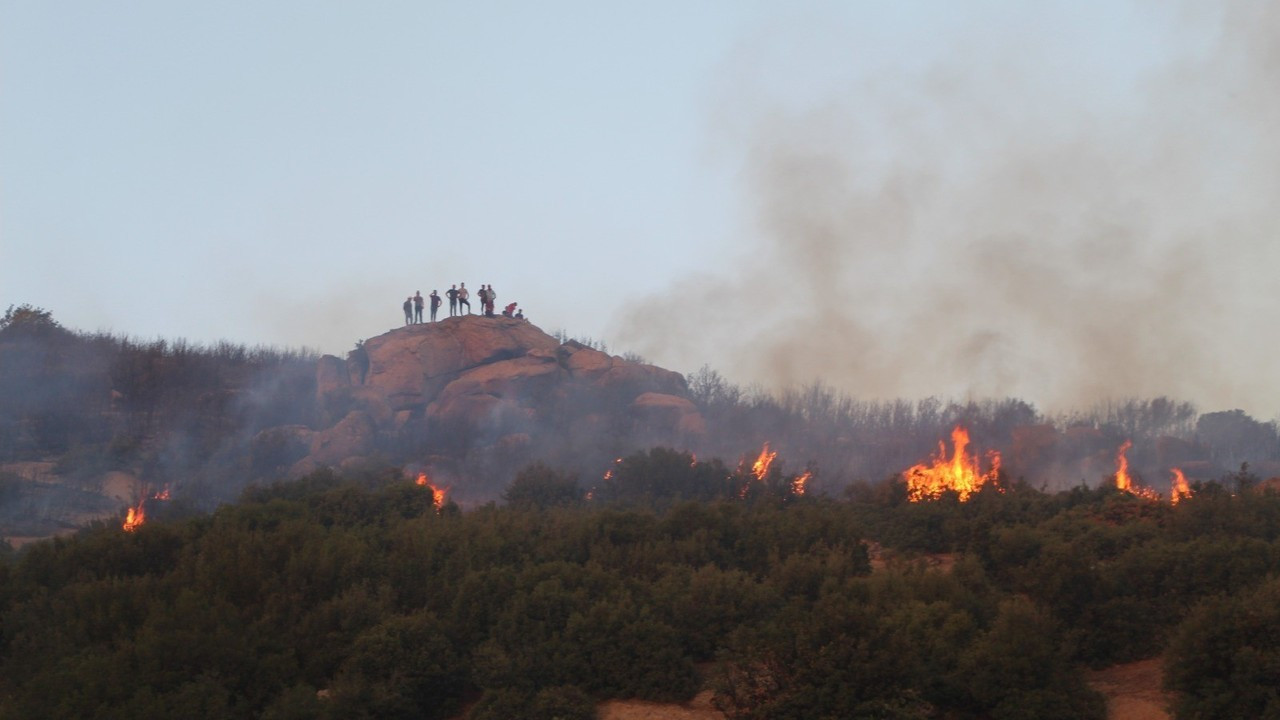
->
299, 317, 704, 479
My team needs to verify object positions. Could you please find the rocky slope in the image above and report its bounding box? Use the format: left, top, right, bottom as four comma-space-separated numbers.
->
267, 316, 705, 494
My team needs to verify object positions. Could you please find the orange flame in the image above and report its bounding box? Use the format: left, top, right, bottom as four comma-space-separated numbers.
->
904, 426, 1001, 502
791, 470, 812, 496
1113, 441, 1159, 500
122, 485, 173, 532
122, 502, 145, 532
1114, 440, 1134, 492
751, 443, 777, 481
416, 472, 448, 511
1170, 467, 1192, 505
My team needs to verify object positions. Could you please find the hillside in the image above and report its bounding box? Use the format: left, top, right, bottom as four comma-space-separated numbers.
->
2, 460, 1278, 719
3, 305, 1280, 548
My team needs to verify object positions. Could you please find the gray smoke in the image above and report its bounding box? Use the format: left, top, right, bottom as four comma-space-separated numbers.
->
617, 3, 1280, 418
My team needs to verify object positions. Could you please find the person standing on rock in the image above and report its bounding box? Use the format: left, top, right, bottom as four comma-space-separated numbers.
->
477, 285, 489, 316
430, 290, 441, 322
484, 284, 496, 317
458, 282, 471, 314
403, 296, 413, 325
413, 291, 424, 324
446, 285, 459, 316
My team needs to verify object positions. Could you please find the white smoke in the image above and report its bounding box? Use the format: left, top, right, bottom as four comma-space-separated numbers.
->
617, 2, 1280, 418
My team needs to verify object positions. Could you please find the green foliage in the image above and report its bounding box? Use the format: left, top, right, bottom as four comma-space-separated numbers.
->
504, 462, 583, 509
597, 447, 736, 505
5, 457, 1280, 719
1165, 577, 1280, 720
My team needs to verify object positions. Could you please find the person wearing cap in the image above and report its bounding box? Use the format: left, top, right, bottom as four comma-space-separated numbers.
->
429, 290, 441, 321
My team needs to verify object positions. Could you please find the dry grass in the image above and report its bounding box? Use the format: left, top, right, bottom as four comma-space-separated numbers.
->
1086, 657, 1171, 720
598, 690, 724, 720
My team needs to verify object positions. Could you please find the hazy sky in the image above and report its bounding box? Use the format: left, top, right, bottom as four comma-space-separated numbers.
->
3, 2, 1276, 419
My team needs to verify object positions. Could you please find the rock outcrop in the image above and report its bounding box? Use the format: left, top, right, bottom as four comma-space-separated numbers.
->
293, 317, 704, 481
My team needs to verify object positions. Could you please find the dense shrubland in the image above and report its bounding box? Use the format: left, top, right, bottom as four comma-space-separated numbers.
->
3, 451, 1280, 719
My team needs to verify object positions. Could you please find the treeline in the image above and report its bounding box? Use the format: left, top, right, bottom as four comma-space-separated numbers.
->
686, 365, 1280, 492
0, 305, 317, 505
3, 451, 1280, 719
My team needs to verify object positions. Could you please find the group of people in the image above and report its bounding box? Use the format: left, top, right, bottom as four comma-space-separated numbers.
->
402, 282, 525, 325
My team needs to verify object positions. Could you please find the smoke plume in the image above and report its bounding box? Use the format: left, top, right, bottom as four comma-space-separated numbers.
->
617, 3, 1280, 418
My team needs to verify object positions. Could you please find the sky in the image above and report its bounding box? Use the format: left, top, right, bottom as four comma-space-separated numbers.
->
2, 1, 1277, 420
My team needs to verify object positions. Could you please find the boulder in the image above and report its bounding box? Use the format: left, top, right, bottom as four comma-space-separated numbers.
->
633, 392, 707, 436
316, 355, 350, 397
309, 411, 377, 465
250, 425, 316, 476
358, 316, 561, 412
303, 317, 705, 477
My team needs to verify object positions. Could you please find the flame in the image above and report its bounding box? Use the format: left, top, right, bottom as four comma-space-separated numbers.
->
1113, 441, 1160, 500
122, 485, 172, 531
904, 426, 1001, 502
416, 472, 448, 511
1114, 440, 1134, 492
751, 443, 777, 481
791, 470, 812, 496
1170, 467, 1193, 505
122, 502, 145, 532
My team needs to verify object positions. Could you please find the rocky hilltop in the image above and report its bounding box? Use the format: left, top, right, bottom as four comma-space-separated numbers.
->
269, 316, 705, 493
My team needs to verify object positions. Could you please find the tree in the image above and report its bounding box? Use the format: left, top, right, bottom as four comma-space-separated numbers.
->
503, 462, 583, 509
0, 304, 67, 340
1166, 577, 1280, 720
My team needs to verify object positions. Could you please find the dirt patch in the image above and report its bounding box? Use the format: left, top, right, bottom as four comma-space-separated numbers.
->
1086, 657, 1171, 720
866, 542, 957, 573
102, 471, 141, 502
598, 690, 724, 720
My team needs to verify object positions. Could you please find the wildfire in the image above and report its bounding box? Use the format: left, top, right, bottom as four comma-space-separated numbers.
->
1113, 441, 1159, 500
122, 502, 145, 532
416, 472, 448, 511
904, 426, 1001, 502
751, 443, 777, 481
791, 470, 812, 496
121, 486, 171, 532
1114, 440, 1134, 492
1170, 467, 1193, 505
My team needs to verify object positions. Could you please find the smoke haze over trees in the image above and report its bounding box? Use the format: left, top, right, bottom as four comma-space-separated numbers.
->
2, 307, 1279, 543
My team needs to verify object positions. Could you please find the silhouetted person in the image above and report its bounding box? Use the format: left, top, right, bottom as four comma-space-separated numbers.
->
484, 284, 496, 316
446, 285, 458, 316
403, 296, 413, 325
515, 308, 525, 320
413, 291, 424, 323
429, 290, 441, 321
349, 340, 370, 385
458, 282, 471, 314
477, 285, 489, 316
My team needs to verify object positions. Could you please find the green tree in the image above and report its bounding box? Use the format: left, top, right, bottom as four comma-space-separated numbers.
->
504, 462, 583, 509
1166, 577, 1280, 720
